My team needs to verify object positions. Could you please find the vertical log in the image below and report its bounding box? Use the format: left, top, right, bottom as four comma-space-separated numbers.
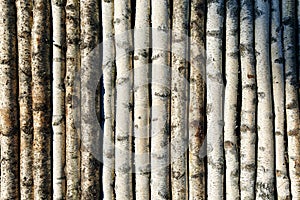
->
102, 0, 116, 199
134, 0, 150, 199
189, 0, 206, 199
282, 0, 300, 197
224, 0, 240, 198
16, 0, 34, 198
271, 0, 291, 197
31, 0, 52, 198
0, 0, 19, 199
206, 0, 225, 198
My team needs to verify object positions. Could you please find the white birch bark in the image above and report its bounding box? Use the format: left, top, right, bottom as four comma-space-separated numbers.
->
134, 0, 150, 199
282, 0, 300, 197
16, 0, 34, 198
171, 0, 189, 199
0, 0, 19, 198
52, 0, 66, 198
271, 0, 291, 198
206, 0, 225, 198
224, 0, 239, 198
189, 0, 206, 199
31, 0, 52, 198
114, 0, 133, 199
151, 0, 171, 199
102, 0, 116, 200
65, 0, 81, 198
80, 0, 101, 198
240, 0, 257, 198
254, 0, 275, 198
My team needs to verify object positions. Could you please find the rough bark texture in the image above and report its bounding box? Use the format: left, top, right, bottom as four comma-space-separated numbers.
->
271, 0, 291, 198
134, 0, 150, 199
224, 0, 239, 198
151, 0, 171, 199
189, 0, 206, 199
282, 0, 300, 198
170, 0, 189, 199
52, 0, 66, 198
206, 0, 225, 198
102, 0, 116, 200
0, 1, 19, 199
65, 0, 81, 198
114, 0, 133, 199
31, 0, 52, 198
255, 0, 275, 198
16, 0, 34, 198
80, 0, 101, 198
240, 0, 257, 198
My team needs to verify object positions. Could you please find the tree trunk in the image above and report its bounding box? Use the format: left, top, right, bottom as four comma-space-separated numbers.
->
114, 0, 133, 199
52, 0, 66, 198
102, 0, 116, 200
254, 0, 275, 198
16, 0, 34, 198
170, 0, 189, 199
224, 0, 239, 198
65, 0, 81, 198
206, 0, 225, 198
239, 0, 257, 198
151, 0, 171, 199
282, 0, 300, 197
271, 0, 291, 198
133, 0, 150, 199
189, 0, 206, 199
0, 0, 19, 199
31, 0, 52, 198
80, 0, 101, 198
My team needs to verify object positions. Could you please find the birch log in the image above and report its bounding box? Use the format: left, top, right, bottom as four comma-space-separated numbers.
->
31, 0, 52, 198
102, 0, 116, 199
189, 0, 206, 199
271, 0, 291, 197
16, 0, 34, 198
240, 0, 257, 198
282, 0, 300, 197
114, 0, 133, 199
171, 0, 189, 199
65, 0, 81, 198
224, 0, 239, 198
151, 0, 171, 199
206, 0, 225, 198
80, 0, 101, 198
134, 0, 150, 199
0, 0, 19, 198
52, 0, 66, 198
255, 0, 275, 198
